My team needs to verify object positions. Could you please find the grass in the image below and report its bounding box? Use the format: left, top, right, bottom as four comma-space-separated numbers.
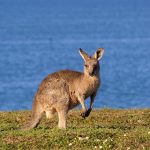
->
0, 109, 150, 150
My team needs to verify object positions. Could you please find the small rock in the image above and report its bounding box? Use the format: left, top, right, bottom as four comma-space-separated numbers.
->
78, 137, 83, 141
96, 139, 100, 142
69, 143, 72, 146
103, 139, 108, 143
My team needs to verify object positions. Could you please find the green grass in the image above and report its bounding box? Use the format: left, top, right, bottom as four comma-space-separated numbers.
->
0, 109, 150, 150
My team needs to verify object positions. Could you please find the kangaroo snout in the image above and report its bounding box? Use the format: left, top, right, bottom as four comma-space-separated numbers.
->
89, 66, 98, 76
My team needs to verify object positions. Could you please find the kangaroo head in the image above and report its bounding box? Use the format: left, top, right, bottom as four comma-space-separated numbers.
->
79, 48, 104, 76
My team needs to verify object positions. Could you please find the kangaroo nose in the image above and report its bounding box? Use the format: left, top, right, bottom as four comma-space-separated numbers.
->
89, 70, 95, 76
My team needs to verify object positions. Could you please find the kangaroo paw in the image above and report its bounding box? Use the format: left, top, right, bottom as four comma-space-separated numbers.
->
81, 108, 92, 118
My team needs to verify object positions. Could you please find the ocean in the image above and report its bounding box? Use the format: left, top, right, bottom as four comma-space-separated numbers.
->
0, 0, 150, 110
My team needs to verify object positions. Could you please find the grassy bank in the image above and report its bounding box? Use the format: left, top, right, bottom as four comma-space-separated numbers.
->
0, 109, 150, 149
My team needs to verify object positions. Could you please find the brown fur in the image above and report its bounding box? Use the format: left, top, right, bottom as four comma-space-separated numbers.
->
21, 48, 104, 130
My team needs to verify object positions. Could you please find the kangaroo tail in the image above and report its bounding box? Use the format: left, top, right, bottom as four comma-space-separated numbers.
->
20, 97, 44, 131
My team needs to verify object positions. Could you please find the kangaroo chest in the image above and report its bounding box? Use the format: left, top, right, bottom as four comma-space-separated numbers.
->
70, 77, 100, 100
84, 78, 100, 98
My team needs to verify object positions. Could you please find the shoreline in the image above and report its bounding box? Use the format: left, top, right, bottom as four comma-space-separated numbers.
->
1, 107, 150, 112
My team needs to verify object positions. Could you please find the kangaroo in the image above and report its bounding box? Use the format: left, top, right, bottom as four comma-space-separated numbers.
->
21, 48, 104, 130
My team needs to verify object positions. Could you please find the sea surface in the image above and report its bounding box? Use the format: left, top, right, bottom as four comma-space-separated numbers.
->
0, 0, 150, 110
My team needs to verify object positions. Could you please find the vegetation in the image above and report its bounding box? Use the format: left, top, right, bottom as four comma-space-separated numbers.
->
0, 109, 150, 150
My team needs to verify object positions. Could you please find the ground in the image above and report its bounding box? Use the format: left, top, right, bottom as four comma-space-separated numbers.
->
0, 109, 150, 150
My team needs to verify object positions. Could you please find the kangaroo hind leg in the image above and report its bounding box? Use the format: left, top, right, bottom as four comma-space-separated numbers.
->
57, 109, 68, 129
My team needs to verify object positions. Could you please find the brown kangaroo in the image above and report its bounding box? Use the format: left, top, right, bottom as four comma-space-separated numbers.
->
21, 48, 104, 130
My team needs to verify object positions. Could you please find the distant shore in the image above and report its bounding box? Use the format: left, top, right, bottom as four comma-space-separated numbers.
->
0, 109, 150, 149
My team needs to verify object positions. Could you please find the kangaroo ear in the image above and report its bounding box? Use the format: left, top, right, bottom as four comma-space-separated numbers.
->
79, 48, 90, 62
93, 48, 104, 60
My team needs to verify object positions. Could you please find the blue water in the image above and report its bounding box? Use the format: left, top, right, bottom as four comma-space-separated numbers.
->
0, 0, 150, 110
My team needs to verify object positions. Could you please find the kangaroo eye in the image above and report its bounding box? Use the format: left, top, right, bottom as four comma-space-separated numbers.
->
84, 64, 88, 67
